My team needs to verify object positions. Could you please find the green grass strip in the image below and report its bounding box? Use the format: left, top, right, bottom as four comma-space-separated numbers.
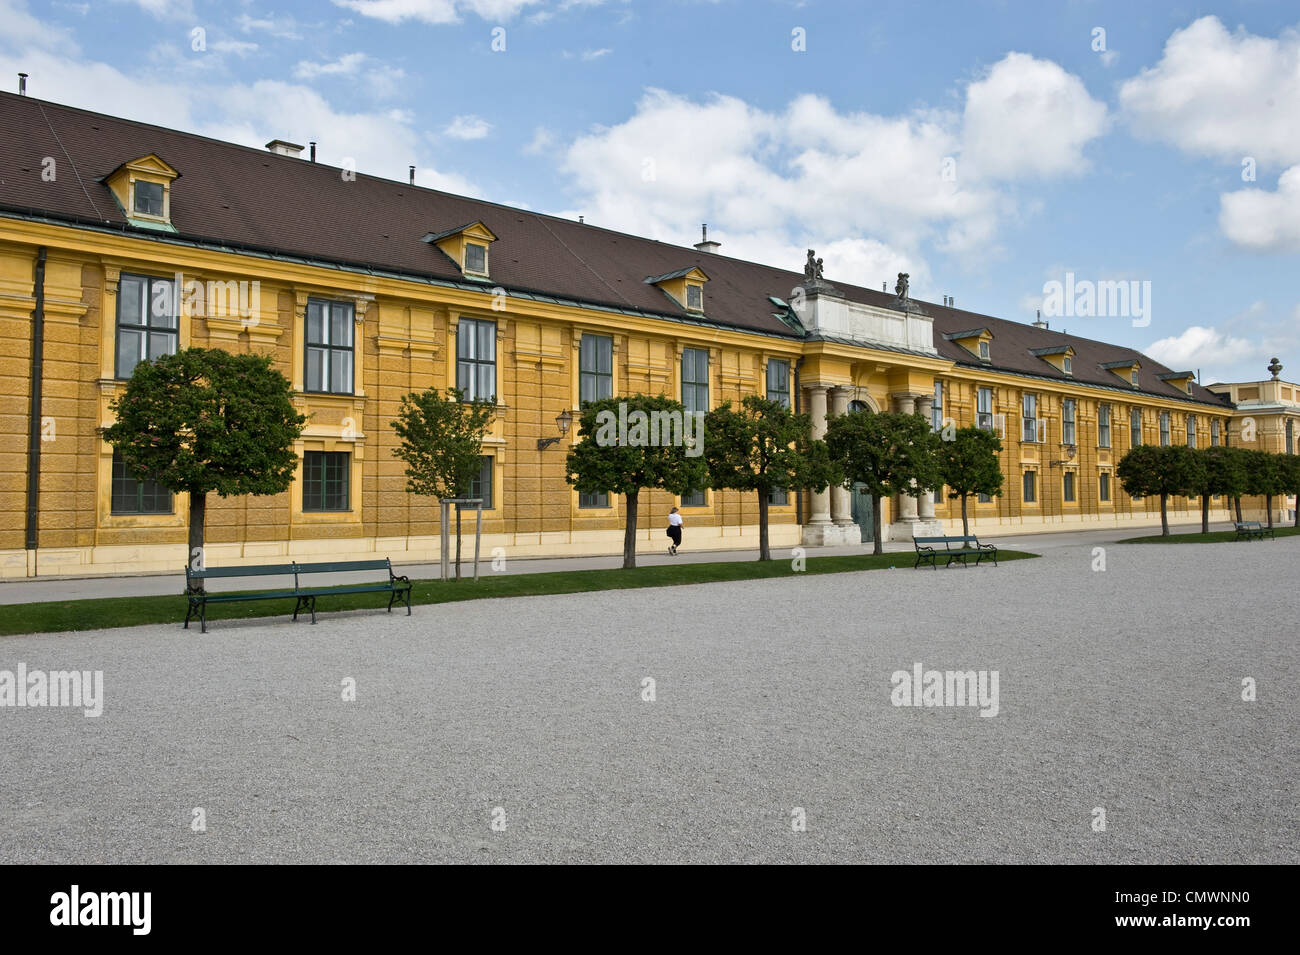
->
0, 549, 1038, 636
1118, 525, 1300, 544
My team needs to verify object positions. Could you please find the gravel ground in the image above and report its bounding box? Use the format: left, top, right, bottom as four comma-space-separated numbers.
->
0, 538, 1295, 864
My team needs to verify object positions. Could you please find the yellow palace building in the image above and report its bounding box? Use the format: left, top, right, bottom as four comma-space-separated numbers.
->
0, 92, 1262, 578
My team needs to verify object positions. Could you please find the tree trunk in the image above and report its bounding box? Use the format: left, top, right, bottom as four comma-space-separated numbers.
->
758, 491, 770, 561
188, 490, 206, 570
960, 493, 970, 537
1294, 497, 1299, 527
1160, 492, 1169, 536
1265, 493, 1274, 528
455, 506, 462, 580
1201, 494, 1210, 535
1234, 495, 1243, 522
872, 497, 883, 556
623, 490, 639, 569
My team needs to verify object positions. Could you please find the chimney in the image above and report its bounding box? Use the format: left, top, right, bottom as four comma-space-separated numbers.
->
409, 165, 415, 185
265, 139, 304, 158
1033, 309, 1049, 330
694, 223, 721, 254
18, 73, 27, 96
309, 141, 316, 163
578, 215, 584, 224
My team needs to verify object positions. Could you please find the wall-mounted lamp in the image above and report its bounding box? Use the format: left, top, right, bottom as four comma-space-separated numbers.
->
1048, 446, 1077, 467
537, 409, 573, 450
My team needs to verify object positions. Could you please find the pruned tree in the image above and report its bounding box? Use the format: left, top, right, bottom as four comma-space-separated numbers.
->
824, 409, 941, 555
703, 395, 838, 561
1195, 445, 1245, 534
566, 394, 708, 569
391, 387, 495, 579
1279, 453, 1300, 528
1241, 448, 1287, 528
937, 425, 1004, 536
104, 347, 306, 570
1116, 444, 1205, 536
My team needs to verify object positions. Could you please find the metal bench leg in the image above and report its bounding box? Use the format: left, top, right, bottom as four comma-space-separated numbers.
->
309, 595, 316, 625
387, 588, 396, 613
405, 587, 412, 616
200, 602, 207, 634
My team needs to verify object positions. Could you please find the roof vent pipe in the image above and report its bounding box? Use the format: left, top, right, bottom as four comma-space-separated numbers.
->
309, 141, 316, 163
409, 165, 415, 185
694, 223, 721, 254
18, 73, 27, 96
1033, 309, 1049, 330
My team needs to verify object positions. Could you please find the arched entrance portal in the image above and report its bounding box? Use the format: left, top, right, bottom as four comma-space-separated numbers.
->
847, 400, 874, 542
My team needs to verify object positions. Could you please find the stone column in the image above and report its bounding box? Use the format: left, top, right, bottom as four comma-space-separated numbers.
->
807, 385, 832, 526
892, 394, 919, 521
829, 387, 854, 525
914, 394, 937, 520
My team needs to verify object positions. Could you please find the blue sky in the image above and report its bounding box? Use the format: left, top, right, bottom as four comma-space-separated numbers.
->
4, 0, 1299, 383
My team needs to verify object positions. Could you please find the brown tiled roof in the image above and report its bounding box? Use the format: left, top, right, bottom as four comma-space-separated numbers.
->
0, 92, 1229, 407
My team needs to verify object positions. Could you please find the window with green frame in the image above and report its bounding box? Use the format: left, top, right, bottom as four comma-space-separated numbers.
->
468, 456, 493, 509
1063, 470, 1076, 503
1099, 472, 1111, 502
456, 318, 497, 402
1022, 470, 1037, 504
767, 487, 788, 506
580, 333, 613, 403
110, 451, 172, 514
302, 451, 350, 511
115, 273, 178, 379
766, 359, 790, 408
681, 489, 706, 507
681, 347, 709, 413
305, 299, 354, 394
579, 490, 609, 508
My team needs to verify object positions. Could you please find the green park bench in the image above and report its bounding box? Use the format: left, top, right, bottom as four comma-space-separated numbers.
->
913, 535, 999, 570
184, 558, 412, 633
1234, 521, 1274, 541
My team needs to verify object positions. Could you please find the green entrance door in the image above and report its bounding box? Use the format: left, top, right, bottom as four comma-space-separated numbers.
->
851, 483, 874, 542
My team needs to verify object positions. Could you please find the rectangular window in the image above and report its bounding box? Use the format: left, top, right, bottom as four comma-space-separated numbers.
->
1099, 472, 1111, 503
456, 318, 497, 402
579, 333, 613, 404
766, 359, 791, 408
681, 347, 709, 414
979, 340, 990, 360
468, 456, 493, 509
932, 381, 943, 432
1063, 471, 1076, 503
681, 489, 707, 507
977, 386, 994, 430
133, 180, 164, 217
768, 487, 789, 506
110, 451, 172, 514
1098, 404, 1111, 448
115, 273, 178, 379
1287, 420, 1294, 454
1160, 411, 1170, 446
1130, 407, 1142, 446
1063, 355, 1072, 375
1131, 369, 1139, 387
686, 284, 703, 311
1063, 398, 1076, 446
1022, 470, 1037, 504
302, 451, 350, 511
1022, 394, 1037, 443
1187, 415, 1197, 448
464, 242, 487, 274
305, 299, 355, 394
1211, 419, 1221, 447
579, 490, 609, 509
977, 492, 992, 504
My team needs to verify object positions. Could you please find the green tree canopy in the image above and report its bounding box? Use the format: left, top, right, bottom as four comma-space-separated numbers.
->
1194, 445, 1247, 533
1116, 444, 1205, 536
703, 395, 838, 560
566, 394, 708, 568
824, 409, 941, 554
1241, 448, 1288, 527
104, 347, 306, 563
391, 387, 496, 578
937, 425, 1004, 537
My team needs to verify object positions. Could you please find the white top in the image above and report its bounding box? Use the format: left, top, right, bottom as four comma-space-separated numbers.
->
667, 512, 683, 527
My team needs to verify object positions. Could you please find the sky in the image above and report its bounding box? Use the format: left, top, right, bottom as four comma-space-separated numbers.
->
2, 0, 1299, 385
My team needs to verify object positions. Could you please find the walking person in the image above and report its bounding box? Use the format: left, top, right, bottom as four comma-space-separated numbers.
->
666, 506, 683, 556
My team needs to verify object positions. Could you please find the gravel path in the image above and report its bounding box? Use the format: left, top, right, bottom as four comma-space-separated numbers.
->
1, 538, 1295, 864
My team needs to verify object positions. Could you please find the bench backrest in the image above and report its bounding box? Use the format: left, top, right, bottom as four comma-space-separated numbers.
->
185, 559, 393, 588
294, 559, 392, 576
187, 563, 297, 583
914, 536, 981, 546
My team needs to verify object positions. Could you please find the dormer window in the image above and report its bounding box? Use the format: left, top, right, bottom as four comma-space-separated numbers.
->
979, 340, 990, 360
1063, 356, 1072, 375
686, 283, 703, 311
645, 266, 710, 312
134, 180, 164, 217
1131, 370, 1139, 387
465, 242, 487, 275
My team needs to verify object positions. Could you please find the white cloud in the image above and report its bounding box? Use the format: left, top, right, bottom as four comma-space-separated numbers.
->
120, 0, 195, 19
1147, 325, 1255, 370
294, 52, 368, 79
0, 0, 79, 54
581, 48, 612, 61
293, 53, 406, 98
1119, 16, 1300, 168
523, 126, 555, 155
961, 52, 1108, 179
1220, 165, 1300, 252
212, 40, 259, 57
235, 12, 301, 39
444, 114, 492, 140
333, 0, 543, 24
